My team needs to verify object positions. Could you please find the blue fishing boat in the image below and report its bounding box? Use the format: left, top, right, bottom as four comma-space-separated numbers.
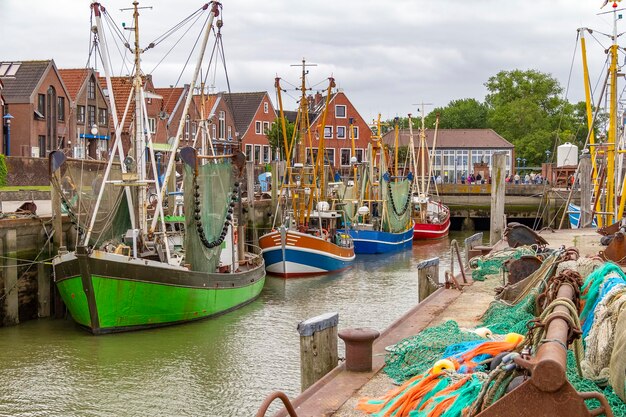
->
337, 116, 414, 254
345, 224, 414, 254
568, 202, 597, 229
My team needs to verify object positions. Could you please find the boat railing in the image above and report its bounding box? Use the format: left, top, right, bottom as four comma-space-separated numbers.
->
255, 391, 299, 417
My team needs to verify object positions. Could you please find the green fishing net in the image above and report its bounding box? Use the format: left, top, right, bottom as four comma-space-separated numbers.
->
481, 292, 537, 335
183, 161, 233, 273
384, 320, 482, 383
52, 158, 131, 247
471, 247, 535, 281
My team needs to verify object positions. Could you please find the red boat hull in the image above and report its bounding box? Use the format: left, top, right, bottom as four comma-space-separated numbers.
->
413, 216, 450, 239
412, 202, 451, 240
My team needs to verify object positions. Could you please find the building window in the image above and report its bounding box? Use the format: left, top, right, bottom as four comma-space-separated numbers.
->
88, 78, 96, 100
355, 148, 364, 163
245, 144, 253, 161
87, 105, 96, 126
263, 145, 270, 163
184, 115, 190, 141
148, 118, 156, 134
218, 111, 225, 140
337, 126, 346, 139
263, 121, 270, 134
98, 108, 108, 126
255, 121, 262, 134
38, 136, 46, 157
352, 126, 359, 139
324, 149, 335, 166
77, 105, 85, 123
341, 149, 351, 166
324, 126, 333, 139
38, 94, 46, 117
227, 126, 232, 141
212, 124, 217, 140
306, 148, 319, 165
254, 145, 261, 163
264, 102, 269, 113
335, 105, 346, 118
57, 97, 65, 121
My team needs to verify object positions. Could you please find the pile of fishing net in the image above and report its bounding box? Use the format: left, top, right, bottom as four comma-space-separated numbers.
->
357, 258, 626, 416
470, 247, 536, 282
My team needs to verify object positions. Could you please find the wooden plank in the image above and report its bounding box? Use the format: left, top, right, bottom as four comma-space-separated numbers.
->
490, 152, 506, 246
579, 153, 592, 228
298, 312, 339, 392
3, 229, 18, 325
418, 257, 440, 302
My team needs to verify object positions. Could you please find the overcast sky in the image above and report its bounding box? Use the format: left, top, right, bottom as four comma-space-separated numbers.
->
0, 1, 621, 122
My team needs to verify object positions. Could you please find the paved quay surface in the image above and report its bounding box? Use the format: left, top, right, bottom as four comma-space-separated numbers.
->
277, 228, 606, 417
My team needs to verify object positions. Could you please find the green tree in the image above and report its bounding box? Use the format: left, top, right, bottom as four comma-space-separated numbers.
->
483, 69, 585, 166
265, 118, 295, 160
424, 98, 488, 129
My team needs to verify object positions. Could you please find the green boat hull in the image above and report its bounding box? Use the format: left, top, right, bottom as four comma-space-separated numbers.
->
53, 247, 265, 334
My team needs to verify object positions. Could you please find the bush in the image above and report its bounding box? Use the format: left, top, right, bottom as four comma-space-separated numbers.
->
0, 154, 7, 187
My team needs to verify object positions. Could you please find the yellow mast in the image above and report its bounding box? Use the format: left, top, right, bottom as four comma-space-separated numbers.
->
394, 118, 399, 179
607, 13, 618, 225
274, 77, 291, 166
310, 78, 335, 218
579, 28, 604, 226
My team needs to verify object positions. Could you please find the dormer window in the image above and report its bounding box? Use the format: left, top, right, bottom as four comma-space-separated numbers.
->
88, 78, 96, 100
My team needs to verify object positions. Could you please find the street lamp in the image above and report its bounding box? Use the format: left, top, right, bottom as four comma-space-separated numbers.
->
516, 157, 521, 172
3, 113, 14, 156
545, 150, 551, 162
156, 152, 163, 187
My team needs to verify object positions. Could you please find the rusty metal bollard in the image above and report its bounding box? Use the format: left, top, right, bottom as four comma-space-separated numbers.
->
338, 328, 380, 372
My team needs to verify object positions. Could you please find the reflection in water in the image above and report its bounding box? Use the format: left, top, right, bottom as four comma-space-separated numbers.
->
0, 232, 476, 417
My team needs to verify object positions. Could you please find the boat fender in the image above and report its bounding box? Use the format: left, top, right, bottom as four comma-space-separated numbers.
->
473, 327, 493, 339
504, 333, 524, 346
432, 359, 455, 374
489, 351, 511, 371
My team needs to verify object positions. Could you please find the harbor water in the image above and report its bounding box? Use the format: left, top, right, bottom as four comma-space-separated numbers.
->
0, 232, 477, 417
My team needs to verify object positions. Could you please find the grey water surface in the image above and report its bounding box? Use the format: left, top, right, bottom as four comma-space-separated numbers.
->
0, 231, 477, 417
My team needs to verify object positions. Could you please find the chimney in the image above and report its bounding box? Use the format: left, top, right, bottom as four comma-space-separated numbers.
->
315, 91, 323, 106
307, 94, 314, 109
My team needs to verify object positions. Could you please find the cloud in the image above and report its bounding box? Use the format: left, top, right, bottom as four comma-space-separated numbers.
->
0, 0, 613, 121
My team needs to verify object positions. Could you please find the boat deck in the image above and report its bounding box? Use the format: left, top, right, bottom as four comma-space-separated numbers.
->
276, 227, 609, 417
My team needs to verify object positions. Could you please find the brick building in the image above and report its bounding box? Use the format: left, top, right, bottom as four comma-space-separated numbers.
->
223, 91, 276, 165
58, 68, 110, 159
1, 79, 5, 154
0, 60, 71, 157
307, 90, 373, 170
98, 74, 163, 156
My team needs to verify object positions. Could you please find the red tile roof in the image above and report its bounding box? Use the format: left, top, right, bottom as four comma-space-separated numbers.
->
58, 68, 90, 101
154, 87, 185, 116
98, 75, 135, 133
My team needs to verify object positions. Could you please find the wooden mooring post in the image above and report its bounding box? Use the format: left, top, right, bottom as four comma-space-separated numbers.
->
2, 229, 18, 326
297, 312, 339, 392
490, 151, 506, 246
417, 257, 440, 302
579, 153, 592, 228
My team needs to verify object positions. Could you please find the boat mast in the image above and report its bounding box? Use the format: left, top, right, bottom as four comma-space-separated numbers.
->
407, 113, 419, 194
607, 4, 619, 225
84, 2, 137, 246
150, 2, 220, 232
130, 0, 149, 234
419, 104, 427, 197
